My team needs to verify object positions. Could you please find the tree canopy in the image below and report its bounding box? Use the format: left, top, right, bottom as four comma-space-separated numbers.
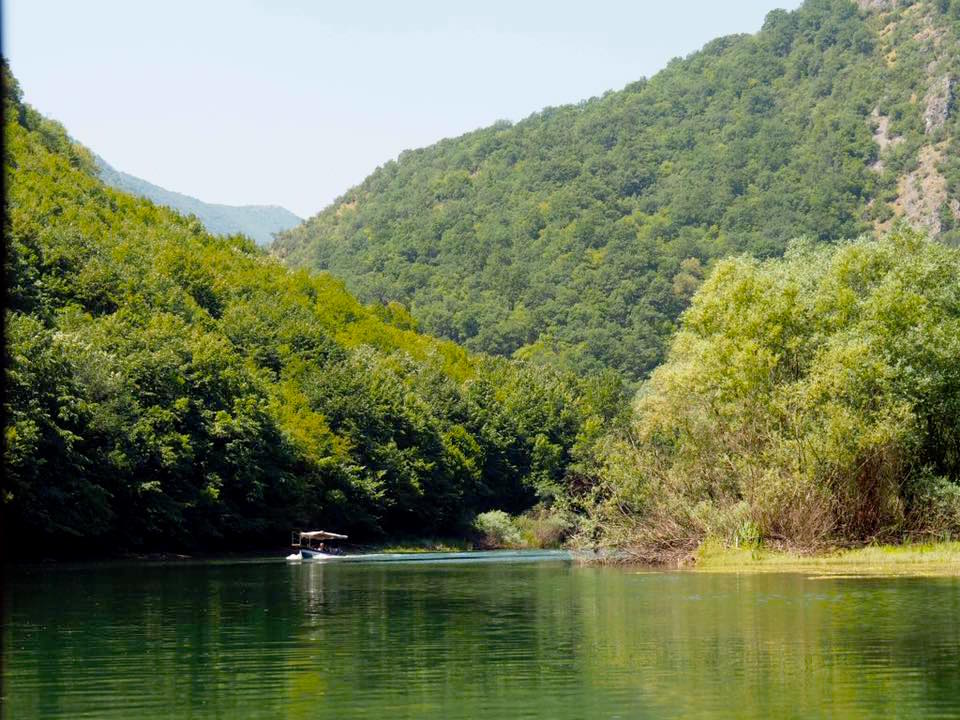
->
588, 231, 960, 558
3, 67, 624, 556
275, 0, 960, 381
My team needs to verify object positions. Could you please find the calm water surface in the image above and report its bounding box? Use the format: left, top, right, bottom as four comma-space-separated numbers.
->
3, 552, 960, 719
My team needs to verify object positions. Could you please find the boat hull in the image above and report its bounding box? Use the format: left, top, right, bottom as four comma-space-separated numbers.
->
299, 549, 341, 560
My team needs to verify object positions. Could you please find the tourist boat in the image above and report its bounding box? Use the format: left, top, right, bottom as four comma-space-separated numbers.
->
287, 530, 349, 560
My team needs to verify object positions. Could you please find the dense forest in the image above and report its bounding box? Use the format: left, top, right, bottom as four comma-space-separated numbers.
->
275, 0, 960, 381
2, 67, 624, 556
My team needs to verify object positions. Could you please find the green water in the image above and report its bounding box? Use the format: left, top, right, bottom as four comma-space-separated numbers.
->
3, 553, 960, 719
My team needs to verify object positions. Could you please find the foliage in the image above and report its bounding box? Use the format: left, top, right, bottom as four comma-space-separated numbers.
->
695, 539, 960, 571
588, 231, 960, 559
472, 510, 523, 548
275, 0, 959, 381
472, 505, 575, 549
2, 66, 622, 556
514, 505, 576, 548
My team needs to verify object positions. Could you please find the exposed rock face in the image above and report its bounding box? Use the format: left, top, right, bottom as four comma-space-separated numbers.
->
871, 2, 959, 236
856, 0, 898, 10
924, 75, 955, 134
869, 108, 904, 172
890, 145, 949, 235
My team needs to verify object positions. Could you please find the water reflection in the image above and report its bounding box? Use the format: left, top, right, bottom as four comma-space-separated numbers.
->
4, 558, 959, 719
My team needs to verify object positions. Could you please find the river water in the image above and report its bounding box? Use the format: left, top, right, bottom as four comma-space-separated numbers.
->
3, 552, 959, 719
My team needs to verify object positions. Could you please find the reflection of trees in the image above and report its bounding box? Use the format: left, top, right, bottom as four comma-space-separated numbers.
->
4, 563, 960, 718
4, 562, 317, 717
573, 571, 960, 718
284, 560, 594, 718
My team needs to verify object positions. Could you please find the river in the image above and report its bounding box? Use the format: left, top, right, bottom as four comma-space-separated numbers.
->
3, 552, 959, 718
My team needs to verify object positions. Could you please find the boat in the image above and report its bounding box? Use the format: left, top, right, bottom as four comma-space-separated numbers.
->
288, 530, 349, 560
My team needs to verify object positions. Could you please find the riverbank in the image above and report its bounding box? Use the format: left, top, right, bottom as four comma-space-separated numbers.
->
8, 535, 958, 573
691, 540, 960, 575
354, 537, 960, 574
0, 537, 502, 564
355, 537, 475, 554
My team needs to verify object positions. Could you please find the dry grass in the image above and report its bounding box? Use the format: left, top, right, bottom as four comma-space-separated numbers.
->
359, 537, 474, 554
693, 539, 960, 575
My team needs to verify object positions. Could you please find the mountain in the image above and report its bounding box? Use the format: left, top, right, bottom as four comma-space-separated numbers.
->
3, 66, 618, 555
95, 154, 302, 245
274, 0, 960, 382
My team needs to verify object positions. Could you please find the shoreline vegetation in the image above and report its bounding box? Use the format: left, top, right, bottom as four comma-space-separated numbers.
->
585, 232, 960, 562
8, 537, 957, 578
691, 539, 960, 575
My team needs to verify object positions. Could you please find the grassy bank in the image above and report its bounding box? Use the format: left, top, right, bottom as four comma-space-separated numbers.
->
692, 540, 960, 575
353, 538, 476, 554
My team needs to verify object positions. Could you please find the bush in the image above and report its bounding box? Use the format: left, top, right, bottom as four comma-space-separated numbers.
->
473, 510, 523, 548
590, 232, 960, 556
515, 506, 576, 548
907, 474, 960, 541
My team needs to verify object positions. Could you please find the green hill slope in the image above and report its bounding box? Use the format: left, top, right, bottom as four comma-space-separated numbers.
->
3, 68, 619, 556
95, 155, 301, 245
274, 0, 960, 381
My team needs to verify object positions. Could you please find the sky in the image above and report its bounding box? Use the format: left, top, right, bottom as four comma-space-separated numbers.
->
3, 0, 802, 219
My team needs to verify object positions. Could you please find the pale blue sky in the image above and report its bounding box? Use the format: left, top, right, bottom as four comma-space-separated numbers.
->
4, 0, 801, 218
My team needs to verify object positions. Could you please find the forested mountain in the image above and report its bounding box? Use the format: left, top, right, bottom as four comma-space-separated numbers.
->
3, 67, 622, 556
95, 155, 301, 245
274, 0, 960, 381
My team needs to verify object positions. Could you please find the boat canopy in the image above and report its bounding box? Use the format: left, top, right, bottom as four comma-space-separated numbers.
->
298, 530, 348, 540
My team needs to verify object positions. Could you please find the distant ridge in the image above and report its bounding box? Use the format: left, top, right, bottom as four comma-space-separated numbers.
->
95, 155, 301, 245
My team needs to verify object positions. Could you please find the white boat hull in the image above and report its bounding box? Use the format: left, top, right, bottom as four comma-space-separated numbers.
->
287, 548, 343, 561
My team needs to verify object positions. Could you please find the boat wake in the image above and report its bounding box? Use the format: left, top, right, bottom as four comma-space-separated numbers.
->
287, 549, 572, 564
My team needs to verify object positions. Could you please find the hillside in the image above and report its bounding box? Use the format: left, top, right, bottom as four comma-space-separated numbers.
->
96, 155, 301, 245
3, 67, 620, 556
274, 0, 960, 381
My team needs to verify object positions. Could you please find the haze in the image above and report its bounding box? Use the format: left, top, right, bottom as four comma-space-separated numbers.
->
3, 0, 801, 218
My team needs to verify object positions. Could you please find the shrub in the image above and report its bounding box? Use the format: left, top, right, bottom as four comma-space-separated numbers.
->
907, 474, 960, 541
590, 232, 960, 555
515, 506, 576, 548
473, 510, 523, 548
